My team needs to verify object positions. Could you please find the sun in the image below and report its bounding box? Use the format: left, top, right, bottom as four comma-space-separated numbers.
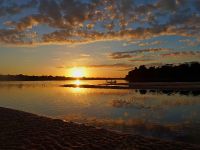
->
70, 67, 86, 78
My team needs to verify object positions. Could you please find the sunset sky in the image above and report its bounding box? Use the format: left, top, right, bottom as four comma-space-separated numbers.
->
0, 0, 200, 77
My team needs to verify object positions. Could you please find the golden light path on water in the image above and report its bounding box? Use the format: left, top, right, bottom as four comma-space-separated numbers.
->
74, 79, 81, 86
70, 79, 85, 93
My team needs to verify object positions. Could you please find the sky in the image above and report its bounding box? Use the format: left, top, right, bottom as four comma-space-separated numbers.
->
0, 0, 200, 77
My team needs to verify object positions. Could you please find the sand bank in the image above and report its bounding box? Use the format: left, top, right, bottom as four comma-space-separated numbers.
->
0, 107, 199, 150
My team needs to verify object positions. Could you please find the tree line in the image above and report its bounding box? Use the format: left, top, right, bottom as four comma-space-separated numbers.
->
125, 62, 200, 82
0, 74, 123, 81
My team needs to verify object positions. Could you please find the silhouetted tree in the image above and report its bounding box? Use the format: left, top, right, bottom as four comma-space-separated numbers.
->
125, 62, 200, 82
0, 75, 122, 81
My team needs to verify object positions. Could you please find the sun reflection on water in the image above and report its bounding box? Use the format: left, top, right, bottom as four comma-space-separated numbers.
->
70, 80, 87, 94
74, 80, 81, 86
72, 87, 83, 93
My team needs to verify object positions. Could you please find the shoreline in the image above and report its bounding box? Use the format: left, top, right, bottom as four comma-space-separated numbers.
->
0, 107, 199, 150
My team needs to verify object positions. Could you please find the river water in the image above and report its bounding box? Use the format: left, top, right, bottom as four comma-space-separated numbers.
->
0, 80, 200, 144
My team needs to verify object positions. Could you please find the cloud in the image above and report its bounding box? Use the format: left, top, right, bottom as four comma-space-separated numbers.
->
156, 0, 178, 11
56, 63, 133, 69
109, 48, 170, 59
145, 62, 164, 67
195, 0, 200, 11
56, 65, 65, 69
138, 41, 162, 47
161, 51, 200, 57
179, 39, 200, 46
80, 54, 90, 57
109, 53, 133, 59
0, 0, 37, 17
86, 63, 132, 68
0, 0, 199, 45
0, 29, 26, 44
129, 58, 154, 63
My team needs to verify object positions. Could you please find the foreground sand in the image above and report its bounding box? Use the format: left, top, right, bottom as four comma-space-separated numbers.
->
0, 107, 199, 150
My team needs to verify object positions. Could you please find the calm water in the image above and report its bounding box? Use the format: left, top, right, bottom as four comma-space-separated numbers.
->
0, 80, 200, 144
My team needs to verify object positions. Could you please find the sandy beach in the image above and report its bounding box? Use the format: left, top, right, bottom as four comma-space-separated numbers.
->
0, 107, 199, 150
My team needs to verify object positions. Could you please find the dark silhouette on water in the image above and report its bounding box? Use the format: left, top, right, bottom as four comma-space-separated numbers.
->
135, 89, 200, 96
126, 62, 200, 82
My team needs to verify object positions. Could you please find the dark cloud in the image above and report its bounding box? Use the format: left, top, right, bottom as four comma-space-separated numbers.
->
129, 58, 154, 63
56, 63, 133, 69
0, 0, 199, 45
145, 62, 164, 67
156, 0, 178, 11
0, 0, 37, 17
161, 51, 200, 57
87, 63, 132, 68
0, 29, 26, 44
109, 48, 170, 59
194, 0, 200, 11
56, 66, 65, 69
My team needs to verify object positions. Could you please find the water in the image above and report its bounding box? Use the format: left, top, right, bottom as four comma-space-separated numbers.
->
0, 80, 200, 144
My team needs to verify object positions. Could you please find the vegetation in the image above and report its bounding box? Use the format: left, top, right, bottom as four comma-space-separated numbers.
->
126, 62, 200, 82
0, 74, 122, 81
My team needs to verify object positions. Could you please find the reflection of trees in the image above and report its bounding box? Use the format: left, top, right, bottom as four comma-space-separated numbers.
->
0, 82, 48, 89
135, 89, 200, 96
126, 62, 200, 82
111, 95, 200, 110
0, 74, 69, 81
139, 89, 147, 95
192, 91, 200, 96
111, 98, 161, 110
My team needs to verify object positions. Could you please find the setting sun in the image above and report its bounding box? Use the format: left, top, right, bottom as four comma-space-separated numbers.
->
70, 67, 86, 78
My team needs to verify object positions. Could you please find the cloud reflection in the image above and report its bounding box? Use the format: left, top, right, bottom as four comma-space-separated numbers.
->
61, 113, 200, 144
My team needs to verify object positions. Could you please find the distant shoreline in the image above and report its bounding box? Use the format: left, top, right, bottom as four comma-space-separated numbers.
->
0, 74, 124, 81
0, 107, 199, 150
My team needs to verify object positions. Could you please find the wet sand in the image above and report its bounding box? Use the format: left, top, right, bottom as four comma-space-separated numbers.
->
0, 107, 199, 150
